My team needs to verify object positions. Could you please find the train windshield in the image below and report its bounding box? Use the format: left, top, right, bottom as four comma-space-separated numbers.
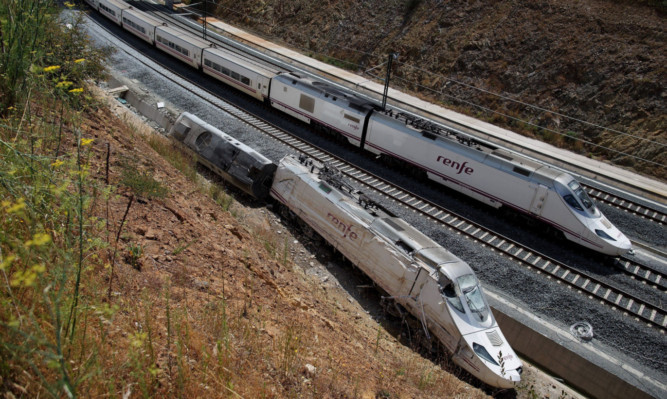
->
566, 180, 596, 213
458, 274, 490, 323
444, 274, 490, 323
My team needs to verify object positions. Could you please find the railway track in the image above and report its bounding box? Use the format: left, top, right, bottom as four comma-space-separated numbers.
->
88, 9, 667, 333
586, 185, 666, 226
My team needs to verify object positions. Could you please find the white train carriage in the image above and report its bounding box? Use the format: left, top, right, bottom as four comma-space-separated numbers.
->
364, 112, 632, 255
121, 7, 164, 45
202, 48, 277, 101
269, 73, 375, 144
97, 0, 129, 26
270, 155, 523, 388
155, 25, 210, 69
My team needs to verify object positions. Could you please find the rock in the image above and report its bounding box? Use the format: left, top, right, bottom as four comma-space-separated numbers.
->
303, 363, 316, 377
194, 279, 209, 290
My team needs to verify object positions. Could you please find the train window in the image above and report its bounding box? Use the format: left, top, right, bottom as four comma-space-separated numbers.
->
318, 183, 332, 194
221, 67, 230, 76
231, 71, 240, 81
204, 59, 212, 67
344, 114, 360, 124
194, 131, 212, 150
458, 274, 489, 322
513, 166, 531, 177
241, 76, 250, 85
299, 95, 315, 113
563, 194, 583, 211
568, 180, 594, 210
443, 284, 464, 313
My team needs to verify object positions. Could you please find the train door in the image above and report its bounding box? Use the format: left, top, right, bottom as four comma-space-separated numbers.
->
529, 184, 549, 216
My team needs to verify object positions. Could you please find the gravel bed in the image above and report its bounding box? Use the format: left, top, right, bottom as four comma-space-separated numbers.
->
84, 12, 667, 395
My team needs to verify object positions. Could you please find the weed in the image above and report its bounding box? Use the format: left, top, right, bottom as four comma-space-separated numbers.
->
121, 167, 167, 199
126, 242, 143, 270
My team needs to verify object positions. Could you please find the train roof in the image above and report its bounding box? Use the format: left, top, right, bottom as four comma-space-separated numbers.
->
100, 0, 130, 10
204, 47, 279, 77
156, 25, 212, 48
274, 72, 377, 113
122, 7, 165, 26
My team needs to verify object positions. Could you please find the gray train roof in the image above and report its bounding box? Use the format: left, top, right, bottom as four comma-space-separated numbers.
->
274, 72, 377, 112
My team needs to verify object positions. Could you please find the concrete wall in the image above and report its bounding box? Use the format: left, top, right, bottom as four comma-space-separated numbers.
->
494, 310, 657, 399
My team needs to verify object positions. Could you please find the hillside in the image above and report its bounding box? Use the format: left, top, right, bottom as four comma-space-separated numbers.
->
210, 0, 666, 180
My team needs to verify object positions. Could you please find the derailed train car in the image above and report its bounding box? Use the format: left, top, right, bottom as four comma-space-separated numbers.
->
270, 155, 523, 388
170, 113, 276, 198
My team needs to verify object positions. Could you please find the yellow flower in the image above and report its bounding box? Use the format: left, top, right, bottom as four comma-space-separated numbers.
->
25, 232, 51, 248
51, 159, 64, 168
69, 88, 84, 94
43, 65, 61, 73
56, 81, 73, 89
0, 255, 16, 271
74, 58, 86, 64
4, 198, 26, 214
64, 1, 75, 8
80, 137, 93, 146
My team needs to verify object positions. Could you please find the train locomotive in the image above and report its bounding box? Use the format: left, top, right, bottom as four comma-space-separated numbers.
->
85, 0, 632, 257
271, 155, 523, 388
166, 111, 523, 388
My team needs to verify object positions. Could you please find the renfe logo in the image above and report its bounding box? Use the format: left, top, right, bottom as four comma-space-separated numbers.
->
327, 212, 359, 240
437, 156, 474, 175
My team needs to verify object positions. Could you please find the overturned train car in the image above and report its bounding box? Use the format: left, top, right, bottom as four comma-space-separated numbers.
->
270, 155, 523, 388
170, 112, 276, 198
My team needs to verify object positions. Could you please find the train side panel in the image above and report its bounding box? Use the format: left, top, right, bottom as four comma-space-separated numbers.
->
270, 157, 415, 295
155, 25, 209, 69
366, 113, 540, 211
202, 48, 275, 101
98, 0, 128, 25
269, 73, 370, 145
121, 8, 163, 45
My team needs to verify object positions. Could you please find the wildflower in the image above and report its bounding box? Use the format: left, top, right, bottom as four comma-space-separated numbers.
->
64, 1, 75, 8
4, 198, 26, 214
51, 159, 64, 168
56, 81, 73, 89
74, 58, 86, 64
80, 137, 94, 146
0, 255, 16, 271
10, 264, 45, 287
25, 232, 51, 248
69, 88, 84, 94
43, 65, 61, 73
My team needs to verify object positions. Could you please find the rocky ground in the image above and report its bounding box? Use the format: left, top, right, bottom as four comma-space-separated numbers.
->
210, 0, 666, 180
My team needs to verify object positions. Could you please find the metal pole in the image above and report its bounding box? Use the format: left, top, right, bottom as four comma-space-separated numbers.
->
382, 53, 398, 111
203, 0, 207, 40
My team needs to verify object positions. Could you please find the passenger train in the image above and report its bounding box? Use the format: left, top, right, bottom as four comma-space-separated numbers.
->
169, 112, 524, 388
84, 0, 632, 256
